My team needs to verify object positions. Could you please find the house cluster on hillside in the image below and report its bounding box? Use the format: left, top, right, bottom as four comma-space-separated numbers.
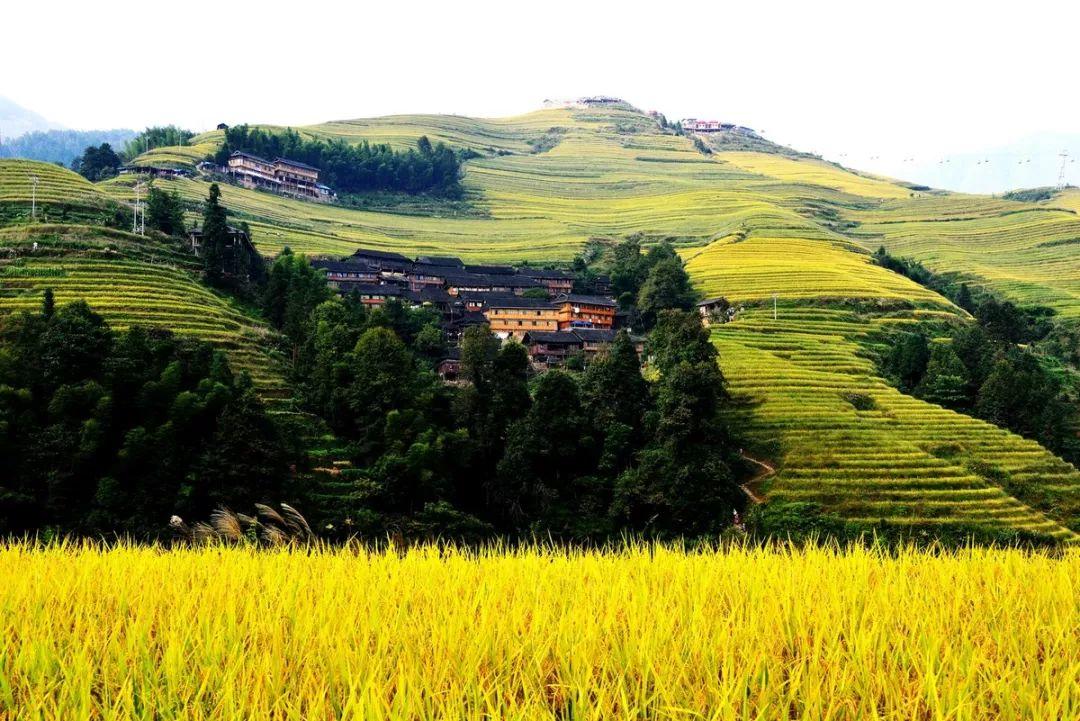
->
680, 119, 759, 137
225, 151, 336, 202
311, 248, 639, 374
543, 96, 628, 109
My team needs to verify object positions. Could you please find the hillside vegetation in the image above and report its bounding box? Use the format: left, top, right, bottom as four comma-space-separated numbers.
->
0, 224, 288, 400
2, 105, 1079, 539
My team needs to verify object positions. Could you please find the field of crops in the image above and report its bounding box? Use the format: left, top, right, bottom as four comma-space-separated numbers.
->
844, 195, 1080, 319
0, 159, 120, 225
1, 541, 1076, 721
0, 224, 289, 401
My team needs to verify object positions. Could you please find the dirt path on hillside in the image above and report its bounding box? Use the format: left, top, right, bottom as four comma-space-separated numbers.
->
738, 453, 775, 504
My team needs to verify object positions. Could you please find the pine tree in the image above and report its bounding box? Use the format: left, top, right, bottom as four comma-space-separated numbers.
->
914, 343, 970, 408
201, 184, 229, 283
41, 288, 55, 319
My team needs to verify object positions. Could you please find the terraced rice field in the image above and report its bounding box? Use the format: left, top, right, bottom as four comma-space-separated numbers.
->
844, 196, 1080, 319
0, 225, 289, 401
713, 307, 1079, 539
5, 108, 1080, 537
109, 109, 903, 261
0, 159, 119, 223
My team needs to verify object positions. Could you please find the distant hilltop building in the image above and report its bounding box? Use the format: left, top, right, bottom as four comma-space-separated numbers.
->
543, 96, 628, 109
681, 119, 760, 137
226, 151, 335, 202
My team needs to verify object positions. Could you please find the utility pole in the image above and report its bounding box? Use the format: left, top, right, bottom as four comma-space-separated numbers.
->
133, 184, 140, 234
772, 292, 778, 321
1058, 151, 1070, 189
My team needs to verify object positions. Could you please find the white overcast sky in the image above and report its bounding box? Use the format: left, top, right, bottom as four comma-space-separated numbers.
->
2, 0, 1078, 176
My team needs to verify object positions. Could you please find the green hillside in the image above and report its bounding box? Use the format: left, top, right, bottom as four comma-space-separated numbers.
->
0, 224, 289, 401
3, 104, 1079, 539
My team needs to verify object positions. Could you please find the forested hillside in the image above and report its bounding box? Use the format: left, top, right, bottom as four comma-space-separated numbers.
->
2, 103, 1078, 542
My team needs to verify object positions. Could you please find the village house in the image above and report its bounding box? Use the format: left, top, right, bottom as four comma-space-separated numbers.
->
521, 331, 584, 368
484, 296, 561, 339
552, 294, 617, 330
311, 259, 379, 287
188, 225, 255, 259
697, 296, 736, 325
407, 263, 457, 291
226, 151, 329, 202
436, 348, 462, 382
347, 248, 412, 273
517, 267, 574, 295
334, 282, 403, 306
416, 255, 464, 268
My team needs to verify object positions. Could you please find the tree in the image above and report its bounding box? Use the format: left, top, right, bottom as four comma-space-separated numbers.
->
582, 332, 648, 475
200, 184, 229, 283
914, 343, 970, 408
146, 187, 186, 237
71, 143, 122, 181
647, 310, 720, 374
495, 371, 590, 527
885, 332, 930, 392
637, 257, 697, 327
41, 288, 55, 319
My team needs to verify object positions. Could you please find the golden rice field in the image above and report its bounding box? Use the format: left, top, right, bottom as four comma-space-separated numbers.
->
1, 541, 1077, 721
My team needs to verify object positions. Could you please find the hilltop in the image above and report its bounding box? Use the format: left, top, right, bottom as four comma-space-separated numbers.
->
1, 103, 1079, 541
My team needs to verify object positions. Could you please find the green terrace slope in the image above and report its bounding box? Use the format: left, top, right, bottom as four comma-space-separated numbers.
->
682, 213, 1080, 540
839, 194, 1080, 319
5, 108, 1080, 539
114, 108, 899, 261
0, 159, 124, 226
0, 224, 289, 402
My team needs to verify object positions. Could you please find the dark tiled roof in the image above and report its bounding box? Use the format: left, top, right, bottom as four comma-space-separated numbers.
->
697, 296, 728, 306
405, 289, 453, 304
444, 273, 496, 287
553, 294, 618, 307
338, 282, 401, 296
350, 248, 412, 265
571, 328, 617, 342
311, 259, 378, 273
484, 296, 555, 309
465, 264, 516, 276
458, 291, 517, 303
274, 157, 320, 172
524, 331, 584, 345
229, 150, 273, 165
517, 267, 573, 280
409, 263, 458, 277
417, 255, 464, 267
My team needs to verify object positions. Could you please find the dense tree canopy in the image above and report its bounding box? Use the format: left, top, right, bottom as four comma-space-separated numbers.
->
215, 125, 463, 196
71, 143, 122, 181
0, 299, 293, 537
